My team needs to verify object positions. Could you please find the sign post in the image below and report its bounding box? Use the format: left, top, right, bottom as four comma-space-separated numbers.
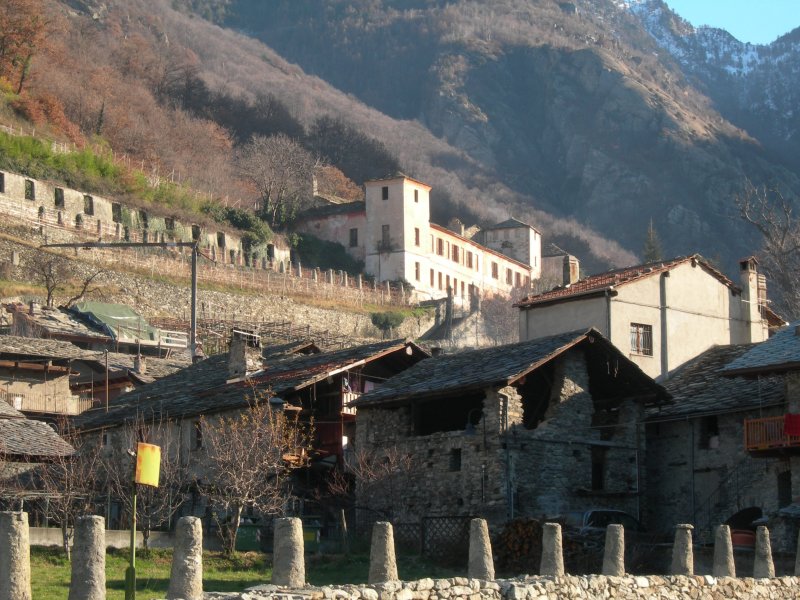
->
125, 443, 161, 600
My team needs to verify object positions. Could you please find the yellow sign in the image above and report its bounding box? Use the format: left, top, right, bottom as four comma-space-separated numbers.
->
135, 442, 161, 487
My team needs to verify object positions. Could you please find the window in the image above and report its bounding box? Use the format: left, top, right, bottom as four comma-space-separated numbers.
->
437, 238, 444, 256
515, 272, 522, 287
630, 323, 653, 356
491, 262, 498, 279
165, 217, 175, 231
430, 269, 434, 287
778, 471, 792, 508
382, 186, 389, 200
24, 180, 35, 201
217, 232, 226, 248
194, 421, 203, 449
438, 272, 443, 290
461, 281, 465, 297
467, 251, 473, 269
591, 447, 605, 490
83, 195, 94, 215
112, 202, 122, 223
452, 245, 460, 262
101, 431, 110, 447
414, 228, 420, 246
414, 189, 419, 203
381, 224, 390, 247
449, 449, 462, 472
349, 228, 358, 247
699, 415, 719, 449
415, 262, 420, 281
54, 188, 65, 208
446, 275, 451, 290
506, 268, 513, 285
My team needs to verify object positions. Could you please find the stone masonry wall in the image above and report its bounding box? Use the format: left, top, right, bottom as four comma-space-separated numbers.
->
0, 232, 434, 341
209, 575, 800, 600
645, 409, 793, 547
354, 350, 645, 526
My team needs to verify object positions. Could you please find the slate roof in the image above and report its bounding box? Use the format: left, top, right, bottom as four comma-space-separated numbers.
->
515, 255, 739, 308
483, 217, 539, 233
0, 335, 188, 380
648, 344, 784, 420
6, 304, 110, 342
0, 419, 74, 457
298, 201, 365, 220
0, 335, 97, 361
0, 401, 24, 419
721, 322, 800, 376
74, 339, 428, 431
0, 419, 74, 458
353, 328, 668, 407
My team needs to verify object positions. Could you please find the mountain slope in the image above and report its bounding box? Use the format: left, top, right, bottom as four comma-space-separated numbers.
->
221, 0, 800, 273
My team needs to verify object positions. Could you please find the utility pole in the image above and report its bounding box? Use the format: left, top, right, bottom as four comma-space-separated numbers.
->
41, 241, 204, 361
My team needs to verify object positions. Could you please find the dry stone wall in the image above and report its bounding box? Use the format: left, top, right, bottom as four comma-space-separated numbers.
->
0, 231, 433, 341
202, 575, 800, 600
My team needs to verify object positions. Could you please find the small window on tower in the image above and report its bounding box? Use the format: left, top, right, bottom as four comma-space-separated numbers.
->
382, 186, 389, 200
349, 228, 358, 247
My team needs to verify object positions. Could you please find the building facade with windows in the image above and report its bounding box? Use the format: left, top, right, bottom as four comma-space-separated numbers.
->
296, 174, 545, 305
515, 255, 782, 380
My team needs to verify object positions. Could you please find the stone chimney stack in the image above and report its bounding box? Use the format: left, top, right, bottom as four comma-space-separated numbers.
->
228, 333, 247, 379
739, 257, 766, 343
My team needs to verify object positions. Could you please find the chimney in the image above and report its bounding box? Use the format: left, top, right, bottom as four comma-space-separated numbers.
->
229, 334, 247, 379
134, 354, 146, 375
739, 257, 765, 342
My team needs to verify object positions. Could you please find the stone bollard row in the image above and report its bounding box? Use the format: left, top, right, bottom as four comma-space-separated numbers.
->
754, 525, 775, 579
167, 516, 204, 600
0, 511, 31, 600
602, 524, 625, 577
272, 517, 306, 588
369, 522, 398, 584
540, 522, 564, 577
468, 518, 494, 581
713, 524, 735, 578
671, 524, 694, 576
69, 515, 106, 600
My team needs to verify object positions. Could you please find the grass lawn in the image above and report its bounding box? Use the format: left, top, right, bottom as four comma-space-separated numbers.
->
31, 547, 461, 600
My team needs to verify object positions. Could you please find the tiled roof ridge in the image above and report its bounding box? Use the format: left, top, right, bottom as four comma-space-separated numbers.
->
516, 254, 738, 307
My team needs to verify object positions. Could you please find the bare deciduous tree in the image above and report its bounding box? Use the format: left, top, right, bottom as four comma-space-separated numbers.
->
27, 251, 104, 308
200, 393, 313, 556
737, 182, 800, 319
37, 420, 101, 560
100, 414, 189, 551
235, 133, 317, 227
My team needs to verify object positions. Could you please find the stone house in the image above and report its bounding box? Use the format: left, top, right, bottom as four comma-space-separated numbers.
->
516, 255, 784, 380
644, 343, 787, 544
0, 335, 188, 419
351, 328, 668, 526
73, 337, 429, 520
296, 174, 576, 306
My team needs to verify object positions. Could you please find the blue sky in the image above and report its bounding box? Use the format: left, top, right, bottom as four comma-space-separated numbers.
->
665, 0, 800, 45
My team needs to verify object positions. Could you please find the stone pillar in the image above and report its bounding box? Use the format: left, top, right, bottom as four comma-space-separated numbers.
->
357, 274, 363, 290
343, 272, 348, 287
0, 511, 31, 600
368, 522, 398, 584
601, 524, 625, 576
272, 517, 305, 588
712, 524, 735, 578
296, 262, 302, 278
327, 269, 334, 284
671, 524, 694, 576
69, 516, 106, 600
468, 518, 494, 580
540, 523, 564, 577
167, 517, 203, 600
753, 525, 775, 578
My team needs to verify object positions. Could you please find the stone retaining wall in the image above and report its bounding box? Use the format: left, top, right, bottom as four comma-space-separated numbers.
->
205, 575, 800, 600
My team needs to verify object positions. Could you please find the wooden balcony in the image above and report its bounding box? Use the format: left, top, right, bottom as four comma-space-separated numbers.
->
1, 391, 95, 416
744, 415, 800, 453
341, 391, 360, 416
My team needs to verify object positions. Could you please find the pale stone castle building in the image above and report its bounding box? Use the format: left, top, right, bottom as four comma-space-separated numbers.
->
297, 174, 572, 305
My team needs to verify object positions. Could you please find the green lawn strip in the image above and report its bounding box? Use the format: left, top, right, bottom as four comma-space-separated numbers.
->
31, 547, 460, 598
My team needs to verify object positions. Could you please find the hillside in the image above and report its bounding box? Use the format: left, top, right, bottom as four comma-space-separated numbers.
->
218, 0, 800, 274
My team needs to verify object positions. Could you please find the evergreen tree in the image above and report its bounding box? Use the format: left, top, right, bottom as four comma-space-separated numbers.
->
643, 219, 663, 263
